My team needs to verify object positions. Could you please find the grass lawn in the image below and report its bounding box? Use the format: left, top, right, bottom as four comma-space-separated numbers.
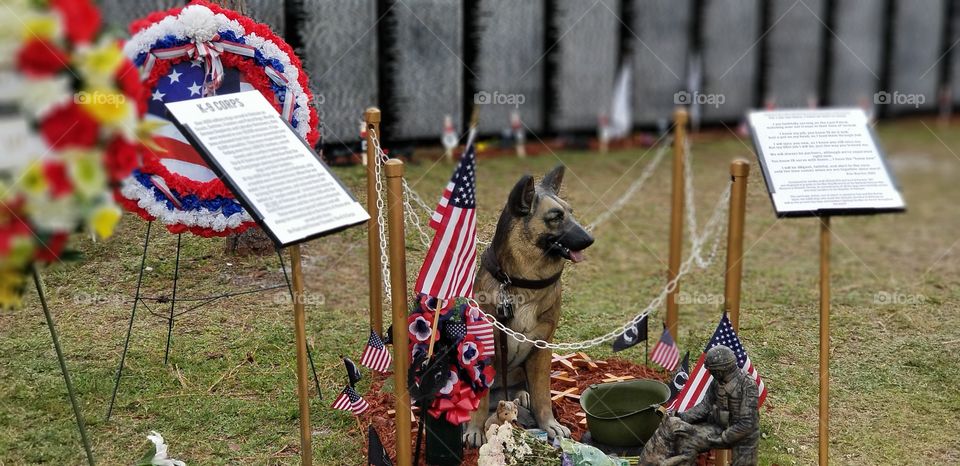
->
1, 118, 958, 465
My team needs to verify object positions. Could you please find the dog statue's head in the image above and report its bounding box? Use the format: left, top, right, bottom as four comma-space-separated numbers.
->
492, 165, 594, 276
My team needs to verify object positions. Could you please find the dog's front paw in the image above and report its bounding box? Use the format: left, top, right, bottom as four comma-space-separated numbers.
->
514, 390, 531, 409
542, 418, 571, 440
463, 425, 486, 447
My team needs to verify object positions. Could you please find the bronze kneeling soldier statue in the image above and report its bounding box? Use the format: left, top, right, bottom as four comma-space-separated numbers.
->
640, 345, 760, 466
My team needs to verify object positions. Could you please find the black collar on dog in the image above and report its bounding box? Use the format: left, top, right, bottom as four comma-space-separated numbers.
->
481, 250, 563, 289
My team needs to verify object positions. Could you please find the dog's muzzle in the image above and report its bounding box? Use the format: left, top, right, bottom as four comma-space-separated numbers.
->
547, 226, 594, 263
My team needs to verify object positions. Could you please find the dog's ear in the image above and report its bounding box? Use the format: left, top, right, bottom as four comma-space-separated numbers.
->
498, 400, 506, 408
508, 175, 536, 216
540, 164, 565, 194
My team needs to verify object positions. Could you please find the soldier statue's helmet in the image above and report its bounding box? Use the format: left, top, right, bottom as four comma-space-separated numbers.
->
705, 345, 738, 375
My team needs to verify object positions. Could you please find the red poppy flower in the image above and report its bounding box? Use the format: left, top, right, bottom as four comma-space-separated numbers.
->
50, 0, 102, 44
40, 102, 100, 150
16, 39, 69, 77
457, 335, 482, 368
408, 311, 436, 343
43, 161, 73, 198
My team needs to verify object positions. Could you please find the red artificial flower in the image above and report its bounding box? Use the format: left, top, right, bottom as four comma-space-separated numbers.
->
408, 311, 437, 344
105, 136, 139, 183
115, 58, 147, 115
39, 102, 100, 150
0, 203, 31, 255
35, 232, 69, 263
50, 0, 102, 44
457, 335, 482, 368
16, 39, 69, 77
43, 161, 73, 198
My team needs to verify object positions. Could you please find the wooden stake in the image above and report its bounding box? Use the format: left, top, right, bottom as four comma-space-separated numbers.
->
725, 160, 750, 330
385, 159, 412, 466
666, 108, 687, 341
715, 160, 750, 466
819, 216, 831, 465
365, 108, 384, 335
289, 244, 313, 465
426, 301, 442, 358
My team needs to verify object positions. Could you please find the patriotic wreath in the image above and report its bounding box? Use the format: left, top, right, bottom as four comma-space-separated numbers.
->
116, 1, 319, 237
1, 0, 147, 308
409, 294, 496, 425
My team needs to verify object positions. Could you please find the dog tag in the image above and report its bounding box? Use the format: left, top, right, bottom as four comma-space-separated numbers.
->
496, 301, 514, 320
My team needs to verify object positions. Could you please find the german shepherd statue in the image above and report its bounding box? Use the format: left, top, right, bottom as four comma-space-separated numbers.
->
463, 165, 594, 446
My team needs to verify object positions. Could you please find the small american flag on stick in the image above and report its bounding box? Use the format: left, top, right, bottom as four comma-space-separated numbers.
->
360, 328, 392, 373
668, 313, 767, 412
331, 385, 369, 415
467, 303, 495, 358
414, 129, 478, 300
651, 324, 681, 371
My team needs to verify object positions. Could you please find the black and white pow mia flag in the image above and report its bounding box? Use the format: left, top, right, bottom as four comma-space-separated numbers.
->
667, 351, 691, 403
612, 315, 649, 352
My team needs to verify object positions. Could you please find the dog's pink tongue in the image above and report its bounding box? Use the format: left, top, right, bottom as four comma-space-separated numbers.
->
569, 250, 585, 263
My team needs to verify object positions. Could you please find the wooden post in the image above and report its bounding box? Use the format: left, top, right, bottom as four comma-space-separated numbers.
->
715, 160, 750, 466
288, 244, 313, 465
666, 108, 687, 340
385, 159, 412, 466
725, 160, 750, 330
819, 216, 831, 465
365, 108, 384, 335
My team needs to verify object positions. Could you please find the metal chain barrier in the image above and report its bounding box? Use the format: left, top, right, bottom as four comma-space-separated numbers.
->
369, 129, 393, 302
585, 140, 670, 232
683, 139, 712, 268
468, 183, 731, 351
401, 178, 435, 248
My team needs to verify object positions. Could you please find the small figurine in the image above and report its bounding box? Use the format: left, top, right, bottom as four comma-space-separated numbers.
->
484, 399, 520, 432
640, 345, 760, 466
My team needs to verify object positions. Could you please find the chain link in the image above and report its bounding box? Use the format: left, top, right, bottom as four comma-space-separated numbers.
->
585, 141, 670, 232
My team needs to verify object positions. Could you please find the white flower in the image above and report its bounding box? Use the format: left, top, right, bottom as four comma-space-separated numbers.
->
146, 431, 186, 466
177, 6, 219, 43
27, 195, 80, 233
18, 76, 72, 119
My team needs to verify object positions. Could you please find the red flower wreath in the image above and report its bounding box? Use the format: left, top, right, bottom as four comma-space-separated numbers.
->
116, 1, 320, 237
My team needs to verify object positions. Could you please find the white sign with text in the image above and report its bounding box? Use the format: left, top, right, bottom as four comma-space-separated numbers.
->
748, 108, 905, 217
165, 91, 369, 246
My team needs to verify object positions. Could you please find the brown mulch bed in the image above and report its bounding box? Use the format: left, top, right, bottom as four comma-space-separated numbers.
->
358, 355, 668, 465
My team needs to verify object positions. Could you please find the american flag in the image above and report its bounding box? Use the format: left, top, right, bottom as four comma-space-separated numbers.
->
651, 325, 681, 371
414, 129, 478, 299
148, 61, 252, 189
360, 328, 392, 373
668, 313, 767, 412
466, 303, 495, 358
331, 385, 369, 415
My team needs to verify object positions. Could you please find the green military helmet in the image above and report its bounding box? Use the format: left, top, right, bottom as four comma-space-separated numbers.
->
705, 345, 738, 374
